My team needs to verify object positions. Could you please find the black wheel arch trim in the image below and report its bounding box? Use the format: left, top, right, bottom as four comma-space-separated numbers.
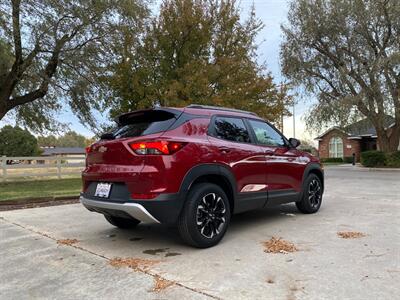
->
302, 163, 324, 193
178, 163, 237, 209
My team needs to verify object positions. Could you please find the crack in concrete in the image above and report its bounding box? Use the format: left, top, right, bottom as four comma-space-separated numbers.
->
0, 217, 221, 300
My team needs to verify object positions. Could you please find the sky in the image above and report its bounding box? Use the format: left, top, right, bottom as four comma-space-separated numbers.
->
2, 0, 313, 141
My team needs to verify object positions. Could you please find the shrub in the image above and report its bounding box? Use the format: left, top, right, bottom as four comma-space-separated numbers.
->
385, 151, 400, 168
361, 151, 385, 167
321, 157, 343, 163
343, 156, 354, 164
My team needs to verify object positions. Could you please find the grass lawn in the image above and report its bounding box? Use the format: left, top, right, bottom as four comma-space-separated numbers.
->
0, 178, 82, 201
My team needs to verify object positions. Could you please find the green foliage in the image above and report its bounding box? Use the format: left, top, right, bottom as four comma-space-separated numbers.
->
37, 135, 58, 147
321, 157, 343, 163
38, 131, 88, 147
84, 136, 97, 146
0, 0, 149, 133
343, 156, 354, 164
281, 0, 400, 152
106, 0, 293, 123
56, 131, 86, 147
385, 151, 400, 167
0, 38, 12, 85
0, 125, 40, 156
361, 151, 386, 167
298, 139, 317, 155
1, 0, 292, 132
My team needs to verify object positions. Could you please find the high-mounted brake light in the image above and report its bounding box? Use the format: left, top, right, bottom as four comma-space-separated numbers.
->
129, 141, 186, 155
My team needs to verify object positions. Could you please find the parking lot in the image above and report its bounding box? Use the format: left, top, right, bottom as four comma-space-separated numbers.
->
1, 166, 399, 300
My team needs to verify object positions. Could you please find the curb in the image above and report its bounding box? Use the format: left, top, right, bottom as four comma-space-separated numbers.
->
0, 195, 79, 206
325, 164, 400, 172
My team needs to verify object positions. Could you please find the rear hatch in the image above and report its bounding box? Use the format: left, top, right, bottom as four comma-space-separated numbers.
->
86, 108, 183, 166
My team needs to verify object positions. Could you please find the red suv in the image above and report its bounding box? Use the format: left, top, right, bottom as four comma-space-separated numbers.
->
81, 105, 323, 248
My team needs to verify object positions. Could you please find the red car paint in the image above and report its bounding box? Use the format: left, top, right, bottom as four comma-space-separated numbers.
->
82, 106, 320, 202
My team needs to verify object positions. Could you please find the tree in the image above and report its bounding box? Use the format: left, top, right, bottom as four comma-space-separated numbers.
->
85, 136, 97, 146
0, 0, 148, 132
37, 135, 58, 147
281, 0, 400, 152
38, 131, 88, 147
298, 138, 317, 155
0, 125, 40, 156
56, 131, 86, 147
107, 0, 293, 122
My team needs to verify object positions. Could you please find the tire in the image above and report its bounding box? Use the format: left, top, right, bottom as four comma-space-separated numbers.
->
178, 183, 231, 248
104, 215, 140, 229
296, 173, 323, 214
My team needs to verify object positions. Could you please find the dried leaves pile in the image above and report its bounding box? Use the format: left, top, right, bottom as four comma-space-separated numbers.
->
57, 239, 79, 246
152, 275, 175, 292
263, 237, 298, 254
109, 257, 159, 272
109, 258, 174, 292
337, 231, 366, 239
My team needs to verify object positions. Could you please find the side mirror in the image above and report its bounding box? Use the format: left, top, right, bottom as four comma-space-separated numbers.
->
289, 138, 300, 148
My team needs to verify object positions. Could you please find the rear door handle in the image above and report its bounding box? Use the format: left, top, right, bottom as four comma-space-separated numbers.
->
218, 147, 231, 153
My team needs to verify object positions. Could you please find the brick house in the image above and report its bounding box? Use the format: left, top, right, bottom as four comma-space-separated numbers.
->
315, 118, 396, 161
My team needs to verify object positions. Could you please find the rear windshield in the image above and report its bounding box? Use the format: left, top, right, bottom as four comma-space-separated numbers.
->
109, 110, 178, 139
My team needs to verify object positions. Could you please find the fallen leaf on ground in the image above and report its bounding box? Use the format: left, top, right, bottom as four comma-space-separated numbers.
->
57, 239, 78, 246
152, 275, 175, 292
109, 257, 159, 271
266, 278, 275, 284
263, 237, 298, 254
337, 231, 366, 239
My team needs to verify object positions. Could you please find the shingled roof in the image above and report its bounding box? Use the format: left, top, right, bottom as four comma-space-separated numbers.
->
344, 116, 395, 136
315, 116, 395, 139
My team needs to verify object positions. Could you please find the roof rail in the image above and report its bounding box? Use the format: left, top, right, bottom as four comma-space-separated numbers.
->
186, 104, 258, 116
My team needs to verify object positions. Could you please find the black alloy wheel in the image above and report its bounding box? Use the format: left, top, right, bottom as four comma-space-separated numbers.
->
296, 173, 323, 214
178, 183, 231, 248
196, 192, 227, 239
308, 178, 322, 209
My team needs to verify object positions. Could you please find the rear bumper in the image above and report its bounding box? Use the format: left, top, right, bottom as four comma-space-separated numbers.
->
80, 193, 184, 224
80, 196, 160, 223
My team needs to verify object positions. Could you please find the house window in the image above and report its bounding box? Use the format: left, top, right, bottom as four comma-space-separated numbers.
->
329, 137, 343, 158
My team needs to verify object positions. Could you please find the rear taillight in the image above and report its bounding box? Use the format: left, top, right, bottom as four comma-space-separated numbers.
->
85, 145, 93, 154
85, 145, 94, 167
129, 141, 186, 155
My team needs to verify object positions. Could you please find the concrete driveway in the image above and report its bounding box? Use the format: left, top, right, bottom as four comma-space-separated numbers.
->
1, 166, 399, 300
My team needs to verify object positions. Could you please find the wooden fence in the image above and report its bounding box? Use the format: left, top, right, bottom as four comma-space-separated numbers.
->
0, 156, 86, 182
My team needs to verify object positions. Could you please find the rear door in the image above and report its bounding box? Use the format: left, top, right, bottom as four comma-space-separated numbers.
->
246, 119, 303, 202
207, 116, 268, 212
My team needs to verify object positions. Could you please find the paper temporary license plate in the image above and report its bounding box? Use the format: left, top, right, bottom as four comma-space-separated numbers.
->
94, 183, 112, 198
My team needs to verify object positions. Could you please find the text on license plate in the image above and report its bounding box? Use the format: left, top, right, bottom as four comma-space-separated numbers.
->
95, 183, 112, 198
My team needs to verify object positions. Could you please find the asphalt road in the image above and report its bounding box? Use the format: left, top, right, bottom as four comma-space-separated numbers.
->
1, 166, 399, 300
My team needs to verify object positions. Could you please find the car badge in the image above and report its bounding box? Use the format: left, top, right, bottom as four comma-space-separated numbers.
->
98, 146, 107, 153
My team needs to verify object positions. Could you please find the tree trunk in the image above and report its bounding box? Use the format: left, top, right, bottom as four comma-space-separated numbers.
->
0, 103, 7, 121
376, 125, 400, 152
389, 123, 400, 151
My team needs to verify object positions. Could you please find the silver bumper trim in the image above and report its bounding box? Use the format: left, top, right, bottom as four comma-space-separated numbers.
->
80, 196, 160, 223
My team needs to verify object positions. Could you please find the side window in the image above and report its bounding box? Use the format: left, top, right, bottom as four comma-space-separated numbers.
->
248, 120, 286, 147
211, 117, 251, 143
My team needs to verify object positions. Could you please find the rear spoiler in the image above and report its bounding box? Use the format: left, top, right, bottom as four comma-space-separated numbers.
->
115, 108, 183, 126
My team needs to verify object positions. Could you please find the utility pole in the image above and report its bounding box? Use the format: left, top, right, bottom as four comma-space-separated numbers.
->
292, 103, 296, 138
277, 83, 284, 132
